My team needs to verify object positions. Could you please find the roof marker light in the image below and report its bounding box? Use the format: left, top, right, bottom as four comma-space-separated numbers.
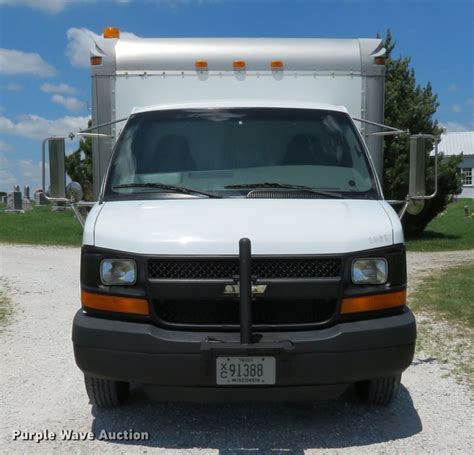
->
90, 56, 102, 66
374, 56, 386, 65
271, 60, 284, 70
195, 60, 209, 70
103, 27, 120, 39
233, 60, 246, 70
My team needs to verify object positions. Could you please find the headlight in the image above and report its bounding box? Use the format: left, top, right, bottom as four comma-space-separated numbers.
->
100, 259, 137, 286
351, 258, 388, 285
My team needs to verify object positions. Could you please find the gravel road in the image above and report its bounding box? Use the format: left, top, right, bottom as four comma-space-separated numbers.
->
1, 244, 473, 454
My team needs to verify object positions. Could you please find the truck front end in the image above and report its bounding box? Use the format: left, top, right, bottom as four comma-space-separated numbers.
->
72, 103, 416, 407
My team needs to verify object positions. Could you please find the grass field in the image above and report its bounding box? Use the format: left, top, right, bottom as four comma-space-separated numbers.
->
406, 199, 474, 252
412, 262, 474, 388
412, 263, 474, 327
0, 204, 82, 246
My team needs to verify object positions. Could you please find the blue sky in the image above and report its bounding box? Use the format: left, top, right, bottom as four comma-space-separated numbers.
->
0, 0, 473, 192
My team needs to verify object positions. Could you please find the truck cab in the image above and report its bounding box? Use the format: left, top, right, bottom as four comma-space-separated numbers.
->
65, 32, 419, 407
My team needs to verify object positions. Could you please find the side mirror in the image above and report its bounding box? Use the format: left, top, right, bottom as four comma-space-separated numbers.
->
406, 135, 427, 215
409, 135, 426, 197
66, 181, 84, 202
48, 138, 66, 198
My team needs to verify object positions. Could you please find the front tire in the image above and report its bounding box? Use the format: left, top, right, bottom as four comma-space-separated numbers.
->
357, 374, 402, 406
84, 375, 129, 408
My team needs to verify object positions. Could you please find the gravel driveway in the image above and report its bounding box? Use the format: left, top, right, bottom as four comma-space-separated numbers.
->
1, 244, 473, 454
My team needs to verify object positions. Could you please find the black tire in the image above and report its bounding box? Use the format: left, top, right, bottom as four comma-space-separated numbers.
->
84, 375, 129, 408
357, 374, 401, 406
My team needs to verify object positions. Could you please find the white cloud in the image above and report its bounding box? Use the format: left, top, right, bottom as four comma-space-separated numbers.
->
0, 140, 13, 151
51, 94, 86, 112
451, 104, 462, 113
0, 114, 90, 140
1, 83, 22, 92
447, 83, 457, 92
0, 0, 217, 14
41, 83, 76, 94
440, 121, 474, 132
0, 0, 73, 13
66, 27, 139, 68
0, 152, 48, 192
0, 0, 131, 13
0, 48, 56, 77
0, 153, 18, 190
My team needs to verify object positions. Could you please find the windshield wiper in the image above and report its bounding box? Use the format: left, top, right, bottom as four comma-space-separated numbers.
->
224, 182, 342, 198
113, 183, 222, 198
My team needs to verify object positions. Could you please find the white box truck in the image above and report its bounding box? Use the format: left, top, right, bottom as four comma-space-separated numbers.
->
43, 28, 439, 407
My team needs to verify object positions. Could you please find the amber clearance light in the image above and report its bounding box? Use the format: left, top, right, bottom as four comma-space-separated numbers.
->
90, 56, 102, 66
103, 27, 120, 39
233, 60, 246, 70
340, 289, 406, 314
81, 290, 149, 316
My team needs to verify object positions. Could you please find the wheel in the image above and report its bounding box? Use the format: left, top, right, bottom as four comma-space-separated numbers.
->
84, 375, 129, 408
356, 374, 401, 406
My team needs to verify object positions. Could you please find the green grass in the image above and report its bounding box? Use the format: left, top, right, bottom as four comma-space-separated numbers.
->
412, 263, 474, 327
0, 204, 82, 246
412, 263, 474, 389
406, 199, 474, 252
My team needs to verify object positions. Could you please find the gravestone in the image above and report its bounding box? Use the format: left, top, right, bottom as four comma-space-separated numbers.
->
23, 185, 30, 201
5, 190, 23, 213
34, 190, 48, 206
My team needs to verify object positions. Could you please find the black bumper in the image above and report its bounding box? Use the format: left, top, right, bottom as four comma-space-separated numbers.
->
73, 308, 416, 399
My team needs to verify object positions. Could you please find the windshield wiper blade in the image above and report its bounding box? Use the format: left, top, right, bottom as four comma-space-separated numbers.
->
224, 182, 342, 198
113, 183, 222, 198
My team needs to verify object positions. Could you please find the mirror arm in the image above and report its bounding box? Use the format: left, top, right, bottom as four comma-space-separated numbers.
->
68, 117, 128, 140
352, 117, 410, 136
70, 203, 86, 228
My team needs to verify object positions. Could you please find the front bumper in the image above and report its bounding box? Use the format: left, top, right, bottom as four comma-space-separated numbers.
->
73, 308, 416, 400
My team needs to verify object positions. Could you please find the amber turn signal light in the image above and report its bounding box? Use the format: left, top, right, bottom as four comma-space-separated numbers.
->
81, 290, 149, 316
340, 289, 406, 314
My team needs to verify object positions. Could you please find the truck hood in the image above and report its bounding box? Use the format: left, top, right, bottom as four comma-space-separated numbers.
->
89, 199, 397, 255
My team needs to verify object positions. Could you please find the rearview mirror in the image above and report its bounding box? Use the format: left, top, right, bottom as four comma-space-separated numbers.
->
66, 181, 83, 202
48, 138, 66, 198
409, 135, 426, 198
406, 135, 428, 215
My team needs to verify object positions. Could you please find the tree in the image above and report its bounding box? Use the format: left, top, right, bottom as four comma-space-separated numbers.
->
381, 30, 462, 236
65, 120, 93, 201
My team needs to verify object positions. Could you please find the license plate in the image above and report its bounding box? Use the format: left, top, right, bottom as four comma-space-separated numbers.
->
216, 356, 276, 385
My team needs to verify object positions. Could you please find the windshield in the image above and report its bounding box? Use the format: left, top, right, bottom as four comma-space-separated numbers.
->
104, 108, 379, 200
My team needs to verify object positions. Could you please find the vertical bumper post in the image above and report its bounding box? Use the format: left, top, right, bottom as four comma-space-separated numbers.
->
239, 238, 252, 344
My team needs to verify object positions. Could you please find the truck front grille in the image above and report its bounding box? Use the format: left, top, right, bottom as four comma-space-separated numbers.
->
152, 298, 337, 330
148, 257, 341, 280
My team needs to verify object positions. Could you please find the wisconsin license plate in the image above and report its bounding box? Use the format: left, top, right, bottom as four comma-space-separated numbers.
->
216, 356, 276, 385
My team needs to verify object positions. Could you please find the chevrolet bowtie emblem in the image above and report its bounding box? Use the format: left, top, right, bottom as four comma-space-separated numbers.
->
223, 283, 267, 295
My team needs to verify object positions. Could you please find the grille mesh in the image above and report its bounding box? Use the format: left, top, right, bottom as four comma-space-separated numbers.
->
148, 257, 341, 280
154, 299, 336, 328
